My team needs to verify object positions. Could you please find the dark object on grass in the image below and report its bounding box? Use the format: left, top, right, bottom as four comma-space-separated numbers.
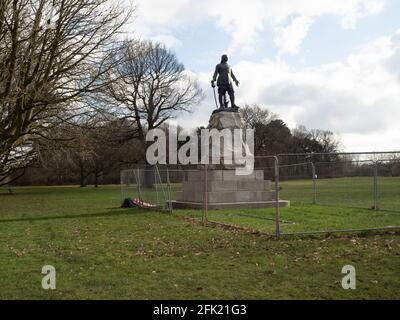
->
121, 198, 157, 209
121, 198, 134, 208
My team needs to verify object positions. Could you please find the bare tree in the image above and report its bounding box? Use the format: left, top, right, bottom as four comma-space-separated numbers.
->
36, 110, 141, 187
240, 103, 277, 128
299, 127, 342, 154
103, 39, 203, 150
0, 0, 133, 185
292, 125, 342, 162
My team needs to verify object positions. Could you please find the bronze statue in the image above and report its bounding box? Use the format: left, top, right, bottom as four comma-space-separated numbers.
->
211, 54, 239, 109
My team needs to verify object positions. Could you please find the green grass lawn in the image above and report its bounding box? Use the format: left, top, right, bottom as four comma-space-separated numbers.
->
0, 185, 399, 299
186, 204, 400, 234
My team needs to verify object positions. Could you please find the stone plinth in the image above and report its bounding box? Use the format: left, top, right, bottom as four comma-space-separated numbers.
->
169, 169, 290, 210
207, 110, 245, 130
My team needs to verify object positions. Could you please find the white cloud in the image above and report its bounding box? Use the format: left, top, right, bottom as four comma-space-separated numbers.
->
340, 0, 385, 29
387, 30, 400, 80
133, 0, 386, 54
148, 34, 183, 49
273, 16, 314, 55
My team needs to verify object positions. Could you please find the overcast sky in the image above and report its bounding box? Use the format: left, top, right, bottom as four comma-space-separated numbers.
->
129, 0, 400, 152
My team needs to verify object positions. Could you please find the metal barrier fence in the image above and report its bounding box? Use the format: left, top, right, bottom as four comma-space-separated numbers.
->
377, 159, 400, 212
203, 156, 281, 236
120, 166, 206, 219
120, 152, 400, 237
277, 157, 400, 213
120, 166, 171, 211
120, 158, 282, 236
276, 152, 400, 236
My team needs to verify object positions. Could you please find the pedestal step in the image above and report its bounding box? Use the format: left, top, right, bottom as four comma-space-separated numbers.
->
181, 179, 271, 192
185, 169, 266, 182
176, 190, 276, 203
171, 168, 289, 210
169, 200, 290, 210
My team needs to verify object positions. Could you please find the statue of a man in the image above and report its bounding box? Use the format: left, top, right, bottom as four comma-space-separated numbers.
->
211, 54, 240, 109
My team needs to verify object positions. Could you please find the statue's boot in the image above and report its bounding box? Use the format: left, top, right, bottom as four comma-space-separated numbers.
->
218, 94, 224, 109
229, 93, 239, 108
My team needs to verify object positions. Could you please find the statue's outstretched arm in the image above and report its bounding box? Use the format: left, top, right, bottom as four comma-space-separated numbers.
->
231, 69, 239, 85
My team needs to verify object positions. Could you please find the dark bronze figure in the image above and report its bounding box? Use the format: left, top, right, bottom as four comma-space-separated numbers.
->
211, 54, 239, 109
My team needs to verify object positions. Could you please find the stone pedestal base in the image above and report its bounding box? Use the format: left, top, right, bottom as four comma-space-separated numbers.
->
170, 169, 290, 210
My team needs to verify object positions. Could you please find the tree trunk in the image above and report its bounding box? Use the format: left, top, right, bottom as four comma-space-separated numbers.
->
79, 165, 86, 187
143, 164, 155, 189
94, 172, 99, 188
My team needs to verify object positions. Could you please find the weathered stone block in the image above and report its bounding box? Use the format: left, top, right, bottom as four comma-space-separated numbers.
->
255, 170, 264, 180
210, 181, 235, 191
187, 171, 202, 181
203, 190, 275, 203
183, 179, 271, 192
176, 191, 184, 201
236, 180, 264, 190
207, 170, 223, 180
222, 170, 256, 181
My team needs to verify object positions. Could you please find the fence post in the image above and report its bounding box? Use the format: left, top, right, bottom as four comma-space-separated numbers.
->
135, 168, 143, 202
205, 164, 208, 223
154, 167, 159, 206
373, 161, 379, 210
120, 170, 124, 204
311, 162, 317, 204
166, 167, 173, 213
274, 157, 281, 238
202, 164, 208, 225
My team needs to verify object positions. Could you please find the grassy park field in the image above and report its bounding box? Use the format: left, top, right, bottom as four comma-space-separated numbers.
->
0, 179, 399, 299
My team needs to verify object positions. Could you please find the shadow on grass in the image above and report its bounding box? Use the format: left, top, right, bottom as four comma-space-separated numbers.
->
0, 192, 13, 196
0, 208, 155, 224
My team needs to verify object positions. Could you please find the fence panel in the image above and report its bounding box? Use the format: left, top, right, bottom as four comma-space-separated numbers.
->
377, 160, 400, 212
314, 160, 376, 210
120, 166, 170, 210
276, 153, 400, 235
278, 162, 315, 205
